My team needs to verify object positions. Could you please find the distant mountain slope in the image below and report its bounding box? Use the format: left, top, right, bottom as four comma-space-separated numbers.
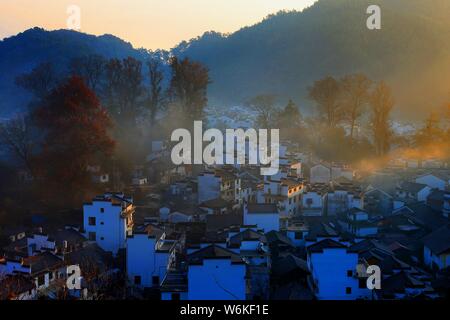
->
176, 0, 450, 119
1, 0, 449, 119
0, 27, 151, 116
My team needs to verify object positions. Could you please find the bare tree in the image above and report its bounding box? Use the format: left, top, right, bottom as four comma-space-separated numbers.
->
307, 76, 342, 128
370, 81, 394, 156
340, 74, 372, 142
0, 116, 35, 174
246, 94, 279, 128
70, 55, 106, 92
104, 57, 143, 126
15, 62, 58, 100
414, 111, 444, 147
168, 57, 210, 124
146, 59, 164, 126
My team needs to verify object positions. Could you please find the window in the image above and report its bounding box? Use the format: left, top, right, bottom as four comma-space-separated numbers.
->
172, 293, 181, 301
88, 217, 96, 226
100, 222, 104, 225
359, 278, 367, 289
37, 275, 45, 286
152, 276, 159, 286
347, 270, 353, 277
134, 276, 141, 285
100, 208, 104, 213
88, 232, 96, 241
346, 287, 352, 294
100, 237, 104, 241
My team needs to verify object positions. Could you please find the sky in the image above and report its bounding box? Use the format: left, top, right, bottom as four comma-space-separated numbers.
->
0, 0, 318, 50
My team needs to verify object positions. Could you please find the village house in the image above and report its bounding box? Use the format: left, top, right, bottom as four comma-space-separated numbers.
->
169, 244, 247, 300
306, 239, 366, 300
331, 164, 354, 181
310, 163, 331, 184
422, 225, 450, 270
227, 227, 270, 299
326, 181, 362, 216
338, 208, 378, 238
197, 169, 242, 207
26, 231, 56, 256
301, 184, 328, 217
0, 252, 67, 296
126, 226, 175, 288
363, 187, 395, 216
258, 169, 304, 219
243, 203, 280, 233
378, 271, 437, 299
83, 192, 135, 256
199, 198, 231, 215
396, 182, 432, 202
415, 172, 449, 191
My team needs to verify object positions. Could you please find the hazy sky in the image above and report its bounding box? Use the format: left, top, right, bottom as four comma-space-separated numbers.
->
0, 0, 318, 50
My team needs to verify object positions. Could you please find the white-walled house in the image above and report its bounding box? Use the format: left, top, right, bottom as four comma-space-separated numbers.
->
198, 170, 241, 206
310, 164, 331, 184
83, 193, 134, 256
363, 188, 394, 216
396, 182, 431, 202
186, 245, 247, 300
415, 173, 448, 191
26, 233, 56, 256
301, 191, 325, 217
1, 252, 66, 293
339, 208, 378, 237
258, 169, 303, 220
327, 190, 362, 216
244, 204, 280, 232
301, 184, 328, 217
423, 225, 450, 270
331, 165, 354, 181
126, 230, 174, 288
307, 239, 367, 300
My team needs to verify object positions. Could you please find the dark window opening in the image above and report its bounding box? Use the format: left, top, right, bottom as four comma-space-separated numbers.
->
88, 217, 96, 226
359, 278, 367, 289
134, 276, 141, 285
88, 232, 96, 241
37, 275, 45, 286
346, 287, 352, 294
152, 276, 159, 286
172, 293, 181, 301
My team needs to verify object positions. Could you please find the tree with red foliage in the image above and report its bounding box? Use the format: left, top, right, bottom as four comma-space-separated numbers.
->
33, 76, 115, 206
